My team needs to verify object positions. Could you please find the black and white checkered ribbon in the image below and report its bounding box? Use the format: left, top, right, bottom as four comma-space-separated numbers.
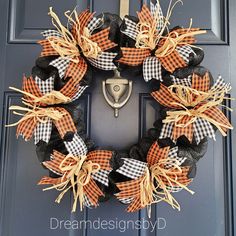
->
49, 57, 70, 79
150, 2, 164, 32
166, 185, 183, 193
64, 133, 88, 156
121, 17, 138, 40
159, 122, 173, 140
35, 76, 54, 94
143, 46, 194, 82
87, 52, 117, 70
42, 29, 62, 38
160, 118, 216, 144
210, 76, 231, 93
165, 146, 186, 169
171, 75, 192, 87
193, 118, 215, 144
116, 158, 147, 180
50, 48, 117, 73
34, 76, 54, 144
34, 119, 52, 145
143, 56, 162, 82
176, 45, 195, 64
87, 17, 103, 34
160, 114, 217, 144
71, 86, 88, 102
84, 194, 93, 208
92, 169, 111, 187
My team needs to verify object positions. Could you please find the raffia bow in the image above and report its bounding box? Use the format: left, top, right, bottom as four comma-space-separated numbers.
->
42, 154, 100, 212
6, 86, 70, 127
9, 86, 71, 105
46, 7, 102, 62
140, 159, 194, 217
135, 1, 206, 55
155, 26, 206, 58
116, 143, 192, 215
163, 83, 233, 136
39, 8, 117, 83
135, 0, 181, 50
118, 2, 206, 77
39, 150, 113, 211
7, 76, 77, 141
151, 73, 233, 143
6, 102, 65, 127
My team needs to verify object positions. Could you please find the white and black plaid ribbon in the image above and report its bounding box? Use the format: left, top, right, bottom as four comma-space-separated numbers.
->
141, 46, 193, 83
87, 17, 103, 34
166, 185, 184, 193
143, 56, 162, 82
176, 45, 195, 64
150, 2, 164, 32
71, 86, 88, 102
84, 194, 93, 208
64, 133, 88, 156
193, 118, 215, 144
87, 52, 117, 70
42, 29, 62, 38
210, 76, 231, 93
92, 169, 111, 186
171, 75, 192, 87
64, 133, 111, 187
34, 119, 52, 145
165, 146, 187, 169
116, 158, 147, 180
160, 117, 216, 144
121, 17, 138, 40
35, 76, 54, 94
159, 122, 174, 140
49, 57, 70, 79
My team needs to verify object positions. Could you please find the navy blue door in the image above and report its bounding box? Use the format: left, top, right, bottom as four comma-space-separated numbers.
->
0, 0, 235, 236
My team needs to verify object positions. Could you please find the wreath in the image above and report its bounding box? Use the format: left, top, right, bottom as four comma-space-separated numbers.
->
7, 0, 233, 215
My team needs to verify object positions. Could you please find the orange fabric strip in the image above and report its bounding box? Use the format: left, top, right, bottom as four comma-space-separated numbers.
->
118, 48, 151, 66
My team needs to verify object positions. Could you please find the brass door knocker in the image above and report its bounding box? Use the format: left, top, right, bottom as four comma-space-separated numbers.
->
102, 70, 132, 117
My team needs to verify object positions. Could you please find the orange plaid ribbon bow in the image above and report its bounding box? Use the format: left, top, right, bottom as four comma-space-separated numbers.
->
38, 149, 113, 212
7, 76, 80, 143
39, 8, 117, 83
152, 72, 233, 144
115, 142, 193, 215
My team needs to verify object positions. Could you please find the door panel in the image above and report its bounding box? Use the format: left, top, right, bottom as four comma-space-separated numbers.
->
0, 0, 235, 236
